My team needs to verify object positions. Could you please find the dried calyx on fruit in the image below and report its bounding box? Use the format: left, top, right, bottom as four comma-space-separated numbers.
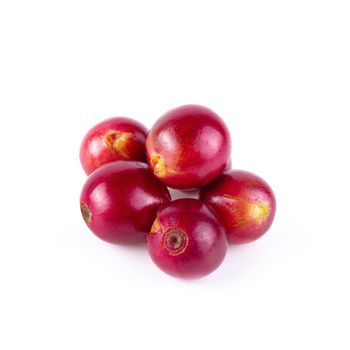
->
146, 198, 227, 279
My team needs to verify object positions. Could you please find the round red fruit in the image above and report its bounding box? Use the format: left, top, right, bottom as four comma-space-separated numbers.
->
80, 161, 171, 244
146, 105, 231, 189
80, 117, 148, 175
200, 170, 276, 244
146, 198, 227, 279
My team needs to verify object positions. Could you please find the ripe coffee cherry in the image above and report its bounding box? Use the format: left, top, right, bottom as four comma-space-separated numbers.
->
146, 105, 231, 189
80, 161, 171, 244
200, 170, 276, 244
146, 199, 227, 279
80, 117, 148, 175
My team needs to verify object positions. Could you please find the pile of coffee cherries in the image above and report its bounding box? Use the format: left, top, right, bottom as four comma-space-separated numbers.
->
80, 105, 276, 279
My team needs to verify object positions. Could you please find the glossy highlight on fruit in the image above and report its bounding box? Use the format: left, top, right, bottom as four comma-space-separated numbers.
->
146, 198, 227, 279
200, 170, 276, 244
80, 161, 171, 244
80, 117, 148, 175
146, 105, 231, 189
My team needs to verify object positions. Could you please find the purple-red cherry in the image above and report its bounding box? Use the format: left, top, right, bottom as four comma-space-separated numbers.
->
200, 170, 276, 244
80, 161, 171, 244
80, 117, 148, 175
146, 198, 227, 279
146, 105, 231, 189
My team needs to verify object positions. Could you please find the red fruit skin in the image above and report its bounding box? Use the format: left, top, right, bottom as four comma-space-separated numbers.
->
199, 170, 276, 244
146, 198, 227, 279
80, 161, 171, 244
146, 105, 231, 189
80, 117, 148, 175
180, 158, 231, 194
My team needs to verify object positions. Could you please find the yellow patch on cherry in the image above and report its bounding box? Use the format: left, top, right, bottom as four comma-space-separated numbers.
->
249, 202, 270, 221
149, 217, 163, 235
103, 131, 133, 159
150, 152, 177, 177
222, 194, 270, 226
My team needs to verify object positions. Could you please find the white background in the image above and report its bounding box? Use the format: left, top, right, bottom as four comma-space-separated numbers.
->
0, 1, 349, 349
